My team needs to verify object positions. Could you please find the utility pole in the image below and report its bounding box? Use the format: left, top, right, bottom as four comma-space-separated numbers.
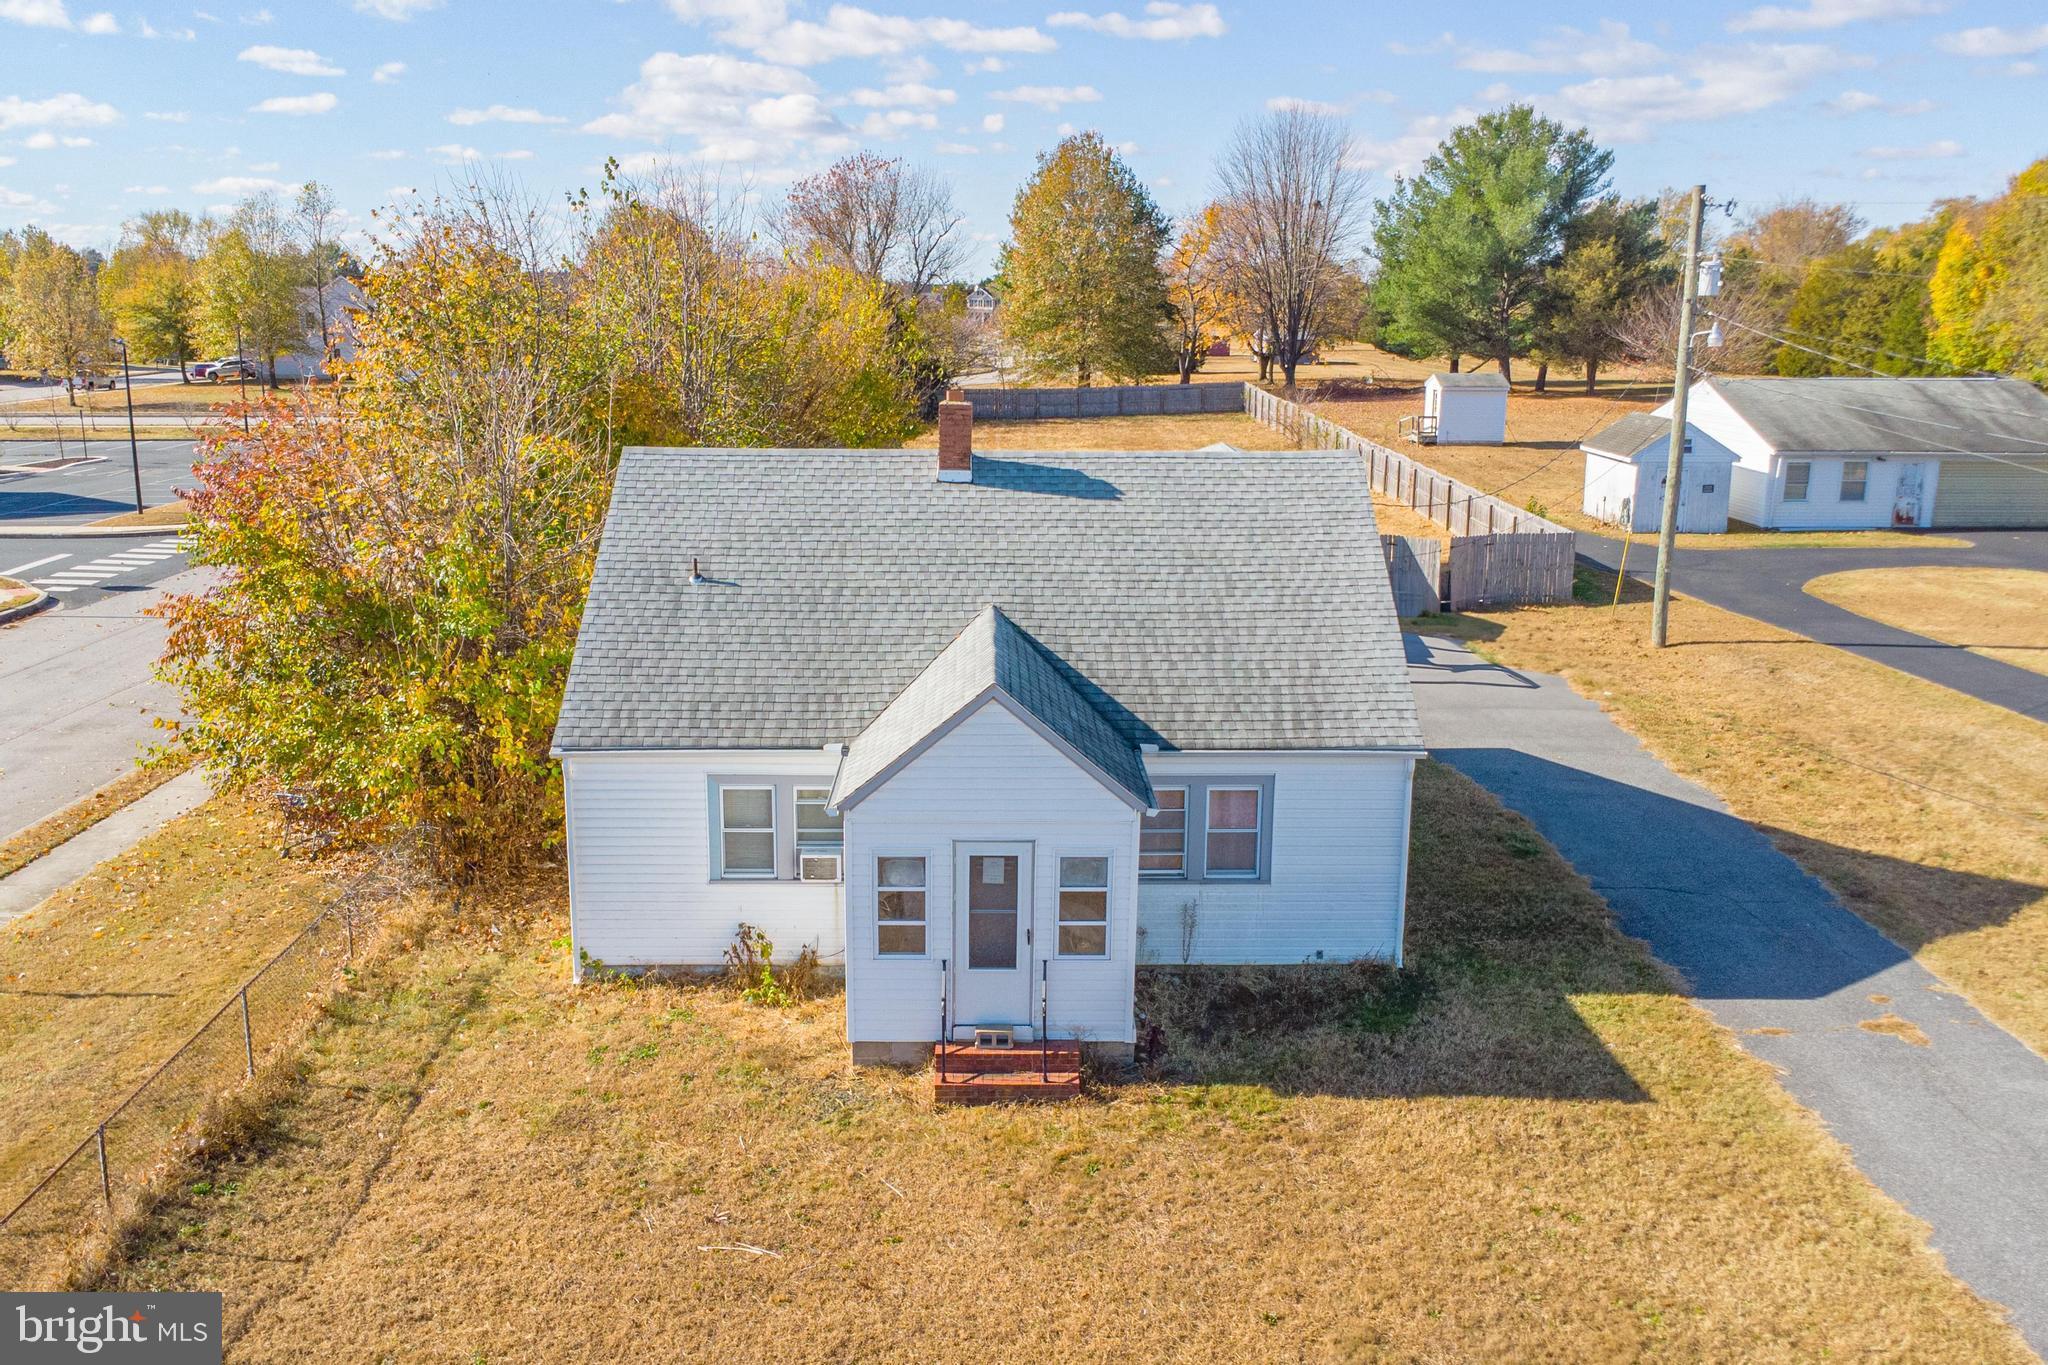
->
1651, 184, 1706, 648
114, 337, 142, 516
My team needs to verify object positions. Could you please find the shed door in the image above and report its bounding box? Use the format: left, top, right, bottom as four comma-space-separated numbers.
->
1933, 458, 2048, 528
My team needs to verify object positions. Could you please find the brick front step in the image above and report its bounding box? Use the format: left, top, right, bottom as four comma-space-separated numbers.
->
936, 1041, 1082, 1075
933, 1069, 1083, 1105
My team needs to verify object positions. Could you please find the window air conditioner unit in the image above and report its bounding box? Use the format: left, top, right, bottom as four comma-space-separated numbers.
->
798, 845, 842, 882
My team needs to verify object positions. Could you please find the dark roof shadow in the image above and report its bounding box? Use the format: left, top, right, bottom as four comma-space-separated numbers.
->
968, 456, 1122, 501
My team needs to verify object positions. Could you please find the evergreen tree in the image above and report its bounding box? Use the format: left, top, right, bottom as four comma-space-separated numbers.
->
999, 132, 1172, 385
1532, 197, 1672, 392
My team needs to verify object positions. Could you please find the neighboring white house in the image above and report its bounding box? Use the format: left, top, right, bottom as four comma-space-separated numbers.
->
272, 277, 368, 382
1405, 372, 1508, 446
964, 285, 996, 322
551, 399, 1424, 1063
1581, 412, 1734, 534
1662, 376, 2048, 530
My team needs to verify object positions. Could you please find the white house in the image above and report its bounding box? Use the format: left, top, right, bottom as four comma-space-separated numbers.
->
964, 285, 996, 322
1662, 376, 2048, 530
1405, 372, 1508, 446
1581, 413, 1734, 534
551, 394, 1424, 1066
272, 277, 368, 382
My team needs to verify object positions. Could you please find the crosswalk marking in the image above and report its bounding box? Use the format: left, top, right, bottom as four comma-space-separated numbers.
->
28, 536, 189, 595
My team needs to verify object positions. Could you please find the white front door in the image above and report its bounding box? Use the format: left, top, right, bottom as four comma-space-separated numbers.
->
952, 842, 1033, 1033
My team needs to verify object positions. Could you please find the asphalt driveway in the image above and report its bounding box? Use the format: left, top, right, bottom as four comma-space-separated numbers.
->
1579, 529, 2048, 722
1409, 631, 2048, 1353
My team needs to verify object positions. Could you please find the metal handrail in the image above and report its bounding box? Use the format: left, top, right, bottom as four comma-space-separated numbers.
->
937, 958, 950, 1083
1040, 959, 1050, 1082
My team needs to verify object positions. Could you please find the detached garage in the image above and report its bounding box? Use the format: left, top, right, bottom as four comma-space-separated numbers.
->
1581, 413, 1734, 534
1666, 376, 2048, 531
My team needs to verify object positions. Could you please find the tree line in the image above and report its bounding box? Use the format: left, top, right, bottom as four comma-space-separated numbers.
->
0, 183, 353, 399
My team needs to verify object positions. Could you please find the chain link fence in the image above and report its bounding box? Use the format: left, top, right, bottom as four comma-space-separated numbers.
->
0, 840, 409, 1290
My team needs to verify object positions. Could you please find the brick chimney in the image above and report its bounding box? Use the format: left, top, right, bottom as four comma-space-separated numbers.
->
937, 386, 973, 483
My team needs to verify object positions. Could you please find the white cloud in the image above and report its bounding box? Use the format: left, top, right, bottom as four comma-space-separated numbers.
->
252, 92, 339, 115
238, 44, 344, 76
367, 148, 406, 159
240, 7, 272, 22
1540, 42, 1864, 142
0, 185, 57, 214
859, 108, 937, 135
1730, 0, 1946, 33
0, 92, 119, 131
123, 182, 170, 193
849, 82, 956, 107
428, 143, 483, 162
667, 0, 1054, 67
980, 112, 1003, 132
1458, 20, 1664, 74
193, 174, 288, 194
1824, 88, 1933, 113
1864, 138, 1964, 158
144, 110, 189, 122
1935, 24, 2048, 57
990, 83, 1101, 111
448, 104, 565, 125
1045, 2, 1224, 40
372, 61, 406, 83
933, 140, 978, 154
354, 0, 439, 18
0, 1, 115, 33
1266, 96, 1346, 115
137, 18, 197, 38
0, 156, 14, 167
583, 51, 852, 163
965, 56, 1005, 73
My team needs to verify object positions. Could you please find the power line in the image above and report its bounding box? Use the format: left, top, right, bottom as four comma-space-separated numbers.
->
1757, 317, 2002, 380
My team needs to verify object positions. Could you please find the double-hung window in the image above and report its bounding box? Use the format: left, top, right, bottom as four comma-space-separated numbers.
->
1140, 787, 1188, 877
1839, 460, 1868, 503
1057, 856, 1110, 956
718, 786, 775, 878
1784, 460, 1811, 502
876, 856, 927, 956
1205, 787, 1262, 878
795, 787, 843, 882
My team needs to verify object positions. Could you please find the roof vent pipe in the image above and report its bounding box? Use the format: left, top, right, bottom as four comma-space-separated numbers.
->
688, 557, 707, 587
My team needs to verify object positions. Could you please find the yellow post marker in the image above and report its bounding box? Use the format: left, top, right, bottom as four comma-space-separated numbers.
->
1612, 530, 1632, 609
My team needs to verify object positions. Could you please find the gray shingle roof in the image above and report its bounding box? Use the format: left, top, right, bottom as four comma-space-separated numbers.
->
1706, 377, 2048, 455
831, 605, 1153, 811
1428, 371, 1509, 390
552, 448, 1423, 756
1582, 413, 1671, 460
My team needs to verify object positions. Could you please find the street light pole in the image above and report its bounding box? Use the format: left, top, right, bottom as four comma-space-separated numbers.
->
113, 337, 142, 516
1650, 184, 1706, 649
235, 322, 250, 434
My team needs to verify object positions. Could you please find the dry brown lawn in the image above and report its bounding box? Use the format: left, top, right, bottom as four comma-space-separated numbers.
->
907, 411, 1295, 452
0, 798, 334, 1209
1428, 572, 2048, 1056
0, 756, 192, 881
85, 764, 2026, 1361
1806, 566, 2048, 677
88, 500, 190, 529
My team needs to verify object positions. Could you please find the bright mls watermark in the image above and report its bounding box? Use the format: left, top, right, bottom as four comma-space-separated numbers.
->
4, 1294, 220, 1362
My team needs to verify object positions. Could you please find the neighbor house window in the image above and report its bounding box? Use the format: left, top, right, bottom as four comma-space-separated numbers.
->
1057, 856, 1110, 956
795, 787, 843, 882
718, 786, 775, 878
876, 856, 927, 956
1141, 787, 1187, 878
1840, 460, 1868, 502
1205, 787, 1262, 878
1784, 461, 1811, 502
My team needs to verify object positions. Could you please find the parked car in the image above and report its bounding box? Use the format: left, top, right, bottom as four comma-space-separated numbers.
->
72, 372, 122, 391
205, 358, 259, 383
191, 356, 239, 381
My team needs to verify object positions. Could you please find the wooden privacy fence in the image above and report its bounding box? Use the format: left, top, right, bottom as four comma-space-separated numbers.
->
964, 382, 1245, 420
1380, 536, 1441, 616
1244, 384, 1578, 608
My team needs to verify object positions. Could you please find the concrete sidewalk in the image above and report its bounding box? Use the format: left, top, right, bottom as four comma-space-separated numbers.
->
1408, 632, 2048, 1353
0, 768, 211, 924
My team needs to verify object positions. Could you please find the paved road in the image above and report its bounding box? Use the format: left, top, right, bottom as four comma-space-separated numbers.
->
1585, 528, 2048, 722
0, 440, 196, 525
0, 367, 183, 408
1408, 632, 2048, 1352
0, 571, 195, 841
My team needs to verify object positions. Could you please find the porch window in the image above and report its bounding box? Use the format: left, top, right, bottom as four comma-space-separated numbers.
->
1057, 856, 1110, 956
1140, 787, 1187, 878
717, 786, 775, 878
1205, 787, 1262, 878
1840, 460, 1868, 502
875, 855, 927, 956
1784, 461, 1811, 502
795, 787, 843, 882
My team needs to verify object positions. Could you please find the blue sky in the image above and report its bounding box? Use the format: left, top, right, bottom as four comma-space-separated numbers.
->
1, 0, 2043, 273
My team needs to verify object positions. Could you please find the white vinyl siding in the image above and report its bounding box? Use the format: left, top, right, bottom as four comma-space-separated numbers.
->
562, 752, 843, 973
1139, 752, 1414, 966
843, 703, 1138, 1047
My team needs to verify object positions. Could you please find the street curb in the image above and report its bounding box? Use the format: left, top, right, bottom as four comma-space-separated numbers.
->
0, 522, 189, 539
0, 589, 53, 624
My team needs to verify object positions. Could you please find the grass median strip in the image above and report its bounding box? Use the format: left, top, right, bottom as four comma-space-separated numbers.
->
85, 763, 2026, 1360
1806, 565, 2048, 678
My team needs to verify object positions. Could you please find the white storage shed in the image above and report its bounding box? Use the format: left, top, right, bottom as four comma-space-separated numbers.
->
1581, 413, 1733, 535
1420, 371, 1509, 445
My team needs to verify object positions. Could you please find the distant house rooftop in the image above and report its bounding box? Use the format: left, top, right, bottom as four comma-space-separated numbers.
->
1687, 376, 2048, 456
1427, 371, 1509, 391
